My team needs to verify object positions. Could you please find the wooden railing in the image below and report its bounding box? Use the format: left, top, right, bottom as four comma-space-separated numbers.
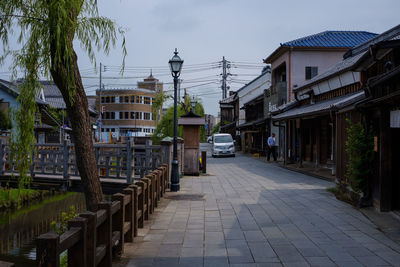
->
36, 164, 169, 267
0, 139, 170, 183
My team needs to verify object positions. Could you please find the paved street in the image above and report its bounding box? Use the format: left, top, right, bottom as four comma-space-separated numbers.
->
119, 147, 400, 266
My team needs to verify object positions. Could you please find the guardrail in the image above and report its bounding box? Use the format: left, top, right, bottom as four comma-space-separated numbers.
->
0, 139, 170, 184
36, 164, 168, 267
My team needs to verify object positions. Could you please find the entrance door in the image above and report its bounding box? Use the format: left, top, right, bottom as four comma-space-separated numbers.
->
392, 128, 400, 210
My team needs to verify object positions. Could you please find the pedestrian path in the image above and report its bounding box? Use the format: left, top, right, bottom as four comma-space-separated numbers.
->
118, 154, 400, 266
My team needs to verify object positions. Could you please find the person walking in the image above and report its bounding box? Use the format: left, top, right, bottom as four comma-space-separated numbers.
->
267, 133, 277, 162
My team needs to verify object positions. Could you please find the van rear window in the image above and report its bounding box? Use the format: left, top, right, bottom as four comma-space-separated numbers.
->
214, 135, 232, 143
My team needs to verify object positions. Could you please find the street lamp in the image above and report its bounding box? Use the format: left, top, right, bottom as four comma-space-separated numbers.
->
169, 48, 184, 192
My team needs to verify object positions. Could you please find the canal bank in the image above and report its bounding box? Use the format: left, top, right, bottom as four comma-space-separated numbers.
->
0, 192, 86, 266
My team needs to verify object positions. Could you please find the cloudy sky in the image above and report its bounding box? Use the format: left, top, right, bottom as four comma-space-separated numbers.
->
1, 0, 399, 115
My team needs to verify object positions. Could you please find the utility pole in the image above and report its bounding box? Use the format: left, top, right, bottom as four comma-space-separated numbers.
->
99, 62, 103, 142
221, 56, 231, 99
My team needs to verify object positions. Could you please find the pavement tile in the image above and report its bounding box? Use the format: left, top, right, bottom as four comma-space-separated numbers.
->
121, 153, 400, 267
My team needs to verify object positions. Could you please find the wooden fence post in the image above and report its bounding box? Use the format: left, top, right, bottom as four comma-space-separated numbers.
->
123, 188, 134, 242
67, 217, 87, 267
36, 232, 60, 267
139, 178, 150, 220
135, 181, 145, 228
97, 202, 112, 267
128, 184, 139, 236
201, 150, 207, 174
79, 211, 97, 267
111, 194, 125, 255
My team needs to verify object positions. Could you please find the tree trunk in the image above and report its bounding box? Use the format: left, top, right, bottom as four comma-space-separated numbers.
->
47, 1, 103, 211
51, 51, 104, 211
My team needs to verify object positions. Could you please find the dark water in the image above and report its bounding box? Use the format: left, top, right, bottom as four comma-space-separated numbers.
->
0, 192, 86, 266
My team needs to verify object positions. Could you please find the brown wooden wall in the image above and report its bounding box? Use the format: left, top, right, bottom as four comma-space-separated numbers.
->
335, 110, 362, 183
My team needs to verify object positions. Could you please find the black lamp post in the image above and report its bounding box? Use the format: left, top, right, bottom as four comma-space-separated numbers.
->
169, 48, 184, 192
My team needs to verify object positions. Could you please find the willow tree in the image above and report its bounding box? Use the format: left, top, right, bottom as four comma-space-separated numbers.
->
0, 0, 126, 210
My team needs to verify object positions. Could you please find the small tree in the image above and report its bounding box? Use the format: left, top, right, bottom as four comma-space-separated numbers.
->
345, 118, 374, 193
0, 0, 126, 211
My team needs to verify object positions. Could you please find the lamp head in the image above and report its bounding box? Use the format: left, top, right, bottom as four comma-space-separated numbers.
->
169, 48, 184, 77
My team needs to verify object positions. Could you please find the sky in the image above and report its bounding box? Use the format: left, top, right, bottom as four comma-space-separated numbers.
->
1, 0, 399, 116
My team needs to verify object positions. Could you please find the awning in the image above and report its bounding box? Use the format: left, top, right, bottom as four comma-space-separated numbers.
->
272, 91, 365, 121
237, 118, 267, 129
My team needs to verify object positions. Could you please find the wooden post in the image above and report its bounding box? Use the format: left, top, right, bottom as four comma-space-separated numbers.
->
128, 185, 139, 236
157, 167, 164, 197
145, 175, 156, 212
135, 181, 145, 228
36, 232, 60, 267
112, 194, 125, 254
123, 188, 135, 241
79, 211, 97, 267
97, 202, 112, 267
315, 120, 321, 170
299, 120, 303, 168
140, 178, 150, 220
201, 151, 207, 174
68, 217, 87, 267
126, 141, 133, 183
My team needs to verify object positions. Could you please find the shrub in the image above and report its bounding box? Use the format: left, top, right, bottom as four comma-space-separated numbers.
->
344, 118, 374, 193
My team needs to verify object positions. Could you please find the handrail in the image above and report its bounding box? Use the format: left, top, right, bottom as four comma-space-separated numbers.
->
36, 164, 169, 267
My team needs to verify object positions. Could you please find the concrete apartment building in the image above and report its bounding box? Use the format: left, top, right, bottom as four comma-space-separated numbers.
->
96, 74, 163, 141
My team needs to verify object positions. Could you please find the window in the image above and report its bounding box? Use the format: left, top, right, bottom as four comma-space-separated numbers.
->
119, 112, 123, 119
101, 97, 105, 103
305, 66, 318, 80
119, 96, 124, 103
136, 112, 142, 120
130, 112, 135, 119
136, 96, 142, 104
111, 96, 115, 103
130, 96, 135, 103
105, 96, 110, 103
144, 97, 151, 105
143, 112, 151, 120
104, 112, 115, 119
124, 96, 129, 103
125, 112, 129, 119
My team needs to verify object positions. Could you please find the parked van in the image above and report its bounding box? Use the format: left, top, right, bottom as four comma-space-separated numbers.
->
211, 133, 235, 157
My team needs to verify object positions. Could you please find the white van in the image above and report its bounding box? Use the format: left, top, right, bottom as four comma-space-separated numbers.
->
211, 133, 235, 157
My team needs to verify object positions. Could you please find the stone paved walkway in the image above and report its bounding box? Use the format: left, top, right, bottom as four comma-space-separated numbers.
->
118, 153, 400, 266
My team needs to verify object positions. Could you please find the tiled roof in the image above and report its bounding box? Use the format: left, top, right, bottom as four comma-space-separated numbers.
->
282, 31, 378, 48
273, 91, 364, 120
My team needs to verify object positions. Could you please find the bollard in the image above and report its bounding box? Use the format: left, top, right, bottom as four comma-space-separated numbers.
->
201, 150, 207, 174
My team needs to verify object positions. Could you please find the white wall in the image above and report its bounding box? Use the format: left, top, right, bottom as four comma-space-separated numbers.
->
237, 71, 271, 125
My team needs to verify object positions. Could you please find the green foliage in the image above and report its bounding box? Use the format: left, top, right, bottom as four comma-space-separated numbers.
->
50, 205, 77, 235
152, 96, 206, 143
211, 122, 220, 135
0, 109, 11, 130
344, 118, 374, 193
0, 0, 126, 188
152, 91, 168, 125
152, 104, 185, 144
0, 188, 43, 209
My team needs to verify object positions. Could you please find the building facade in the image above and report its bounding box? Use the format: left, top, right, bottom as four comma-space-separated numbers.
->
97, 74, 163, 141
266, 31, 378, 158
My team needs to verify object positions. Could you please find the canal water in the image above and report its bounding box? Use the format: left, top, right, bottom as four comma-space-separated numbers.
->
0, 192, 86, 266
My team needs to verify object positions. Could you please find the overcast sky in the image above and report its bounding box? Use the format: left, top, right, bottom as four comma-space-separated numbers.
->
1, 0, 399, 116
